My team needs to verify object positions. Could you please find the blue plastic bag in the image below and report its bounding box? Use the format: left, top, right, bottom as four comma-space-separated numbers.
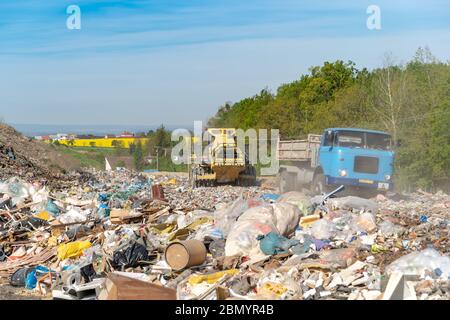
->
257, 232, 300, 255
25, 266, 51, 290
46, 200, 60, 217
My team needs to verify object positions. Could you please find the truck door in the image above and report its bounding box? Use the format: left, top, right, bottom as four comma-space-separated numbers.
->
318, 130, 336, 178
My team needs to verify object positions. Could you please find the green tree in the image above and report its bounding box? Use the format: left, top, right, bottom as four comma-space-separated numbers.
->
133, 141, 144, 171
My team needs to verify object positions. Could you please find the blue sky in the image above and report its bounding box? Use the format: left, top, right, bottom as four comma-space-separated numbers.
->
0, 0, 449, 127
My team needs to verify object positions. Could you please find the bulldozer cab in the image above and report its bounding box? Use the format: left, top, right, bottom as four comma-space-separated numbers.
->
189, 128, 256, 187
211, 143, 245, 166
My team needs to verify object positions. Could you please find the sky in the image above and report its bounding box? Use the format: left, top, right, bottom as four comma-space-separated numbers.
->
0, 0, 449, 128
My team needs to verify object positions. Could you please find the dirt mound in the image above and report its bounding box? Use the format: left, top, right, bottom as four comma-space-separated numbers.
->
0, 123, 78, 186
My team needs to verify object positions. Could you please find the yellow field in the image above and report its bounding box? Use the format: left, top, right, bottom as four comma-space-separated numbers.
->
51, 137, 149, 148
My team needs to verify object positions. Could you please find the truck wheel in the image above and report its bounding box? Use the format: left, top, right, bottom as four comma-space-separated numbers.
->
280, 171, 295, 193
311, 173, 326, 195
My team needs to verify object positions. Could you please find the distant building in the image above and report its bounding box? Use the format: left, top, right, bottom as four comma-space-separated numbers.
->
117, 131, 134, 138
56, 133, 69, 140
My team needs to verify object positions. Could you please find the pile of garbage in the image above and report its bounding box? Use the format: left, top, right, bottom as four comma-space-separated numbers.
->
0, 168, 449, 300
0, 124, 76, 188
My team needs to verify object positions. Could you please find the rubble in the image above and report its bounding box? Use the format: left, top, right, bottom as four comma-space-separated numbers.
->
0, 164, 449, 300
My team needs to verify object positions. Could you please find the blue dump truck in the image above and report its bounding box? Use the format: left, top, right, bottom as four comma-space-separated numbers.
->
278, 128, 395, 195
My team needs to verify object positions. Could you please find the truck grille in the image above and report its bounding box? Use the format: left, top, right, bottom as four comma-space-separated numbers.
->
354, 156, 379, 174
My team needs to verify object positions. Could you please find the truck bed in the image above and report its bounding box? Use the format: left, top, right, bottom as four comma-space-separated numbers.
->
278, 134, 321, 161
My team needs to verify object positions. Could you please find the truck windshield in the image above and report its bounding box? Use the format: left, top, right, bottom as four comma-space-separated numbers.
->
336, 131, 392, 150
366, 132, 392, 150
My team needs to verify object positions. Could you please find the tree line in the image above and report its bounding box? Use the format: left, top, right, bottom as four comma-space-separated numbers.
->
208, 47, 450, 191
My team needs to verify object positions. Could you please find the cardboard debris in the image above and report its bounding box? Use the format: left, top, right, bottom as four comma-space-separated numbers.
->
97, 273, 176, 300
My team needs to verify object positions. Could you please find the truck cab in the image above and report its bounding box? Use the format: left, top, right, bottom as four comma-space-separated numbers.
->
278, 128, 395, 195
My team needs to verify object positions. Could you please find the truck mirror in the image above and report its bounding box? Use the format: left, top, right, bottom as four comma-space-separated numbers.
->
395, 139, 402, 147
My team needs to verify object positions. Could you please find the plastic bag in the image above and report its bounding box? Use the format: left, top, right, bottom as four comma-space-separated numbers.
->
238, 203, 300, 236
225, 220, 276, 257
0, 178, 31, 206
319, 247, 357, 268
57, 241, 92, 260
258, 232, 300, 255
237, 205, 277, 228
329, 196, 379, 213
385, 248, 450, 278
271, 203, 301, 236
214, 198, 249, 236
25, 266, 51, 289
379, 220, 404, 237
97, 203, 110, 218
188, 269, 239, 285
10, 267, 34, 287
277, 191, 312, 215
310, 219, 338, 240
45, 200, 60, 217
256, 268, 300, 300
58, 208, 88, 224
208, 239, 226, 258
111, 241, 149, 268
354, 212, 377, 233
224, 202, 301, 257
192, 225, 223, 241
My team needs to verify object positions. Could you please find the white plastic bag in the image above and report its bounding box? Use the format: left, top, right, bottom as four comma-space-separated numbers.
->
310, 219, 338, 240
386, 248, 450, 278
225, 220, 276, 257
277, 191, 312, 215
329, 196, 379, 213
214, 198, 249, 236
379, 220, 404, 237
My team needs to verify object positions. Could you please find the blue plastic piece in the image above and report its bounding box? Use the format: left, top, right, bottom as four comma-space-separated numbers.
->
260, 194, 281, 202
98, 203, 110, 218
257, 232, 300, 255
98, 193, 109, 202
45, 200, 60, 217
25, 266, 51, 290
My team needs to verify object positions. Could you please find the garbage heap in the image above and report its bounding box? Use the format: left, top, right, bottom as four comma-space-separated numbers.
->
0, 124, 77, 188
0, 169, 449, 300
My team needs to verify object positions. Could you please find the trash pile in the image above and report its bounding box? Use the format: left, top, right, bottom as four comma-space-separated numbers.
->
0, 124, 76, 188
0, 167, 449, 300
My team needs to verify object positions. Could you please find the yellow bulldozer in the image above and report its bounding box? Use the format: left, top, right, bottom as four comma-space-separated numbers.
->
189, 128, 256, 187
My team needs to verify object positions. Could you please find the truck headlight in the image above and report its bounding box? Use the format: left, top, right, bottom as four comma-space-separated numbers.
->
339, 169, 347, 177
385, 174, 391, 181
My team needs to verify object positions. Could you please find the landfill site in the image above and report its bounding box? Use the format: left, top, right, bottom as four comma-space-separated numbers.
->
0, 123, 449, 301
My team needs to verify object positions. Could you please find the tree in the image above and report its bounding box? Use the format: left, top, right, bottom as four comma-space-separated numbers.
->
129, 142, 136, 155
111, 140, 125, 148
368, 54, 410, 144
133, 141, 144, 171
154, 125, 171, 148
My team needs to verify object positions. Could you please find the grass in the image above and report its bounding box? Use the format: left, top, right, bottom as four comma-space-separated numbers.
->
143, 156, 188, 172
55, 145, 108, 169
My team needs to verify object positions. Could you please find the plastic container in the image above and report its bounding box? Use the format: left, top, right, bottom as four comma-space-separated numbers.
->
165, 240, 207, 271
